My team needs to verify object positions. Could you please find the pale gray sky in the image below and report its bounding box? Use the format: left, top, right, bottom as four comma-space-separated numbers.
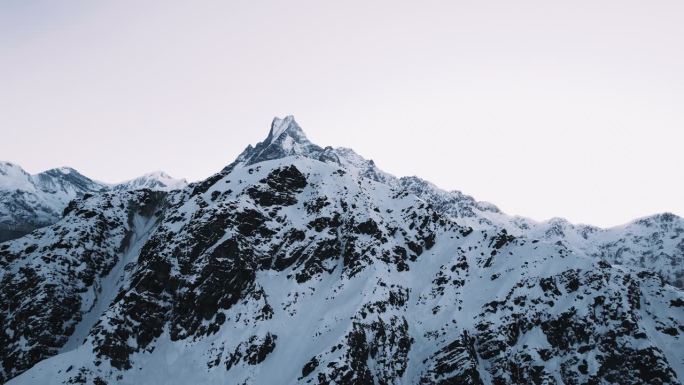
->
1, 0, 683, 227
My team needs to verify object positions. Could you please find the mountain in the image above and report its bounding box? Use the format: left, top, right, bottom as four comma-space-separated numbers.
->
0, 162, 108, 242
0, 116, 682, 385
0, 163, 187, 242
113, 171, 188, 192
400, 177, 684, 288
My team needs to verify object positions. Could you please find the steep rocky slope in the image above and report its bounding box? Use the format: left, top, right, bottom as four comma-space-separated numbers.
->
401, 177, 684, 288
0, 163, 186, 242
1, 116, 682, 385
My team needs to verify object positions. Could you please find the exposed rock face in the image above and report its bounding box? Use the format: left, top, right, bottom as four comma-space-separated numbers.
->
1, 117, 682, 385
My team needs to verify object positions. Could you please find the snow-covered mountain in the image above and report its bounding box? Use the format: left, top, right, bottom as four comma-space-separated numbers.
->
0, 117, 682, 385
113, 171, 187, 192
400, 177, 684, 288
0, 163, 186, 242
0, 162, 108, 242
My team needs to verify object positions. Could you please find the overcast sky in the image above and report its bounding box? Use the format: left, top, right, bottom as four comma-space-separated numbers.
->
1, 0, 683, 227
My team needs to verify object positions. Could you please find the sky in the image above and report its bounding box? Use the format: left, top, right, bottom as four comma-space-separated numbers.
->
1, 0, 682, 227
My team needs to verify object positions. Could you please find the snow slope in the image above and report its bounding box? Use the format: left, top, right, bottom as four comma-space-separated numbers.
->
0, 163, 186, 242
1, 117, 682, 385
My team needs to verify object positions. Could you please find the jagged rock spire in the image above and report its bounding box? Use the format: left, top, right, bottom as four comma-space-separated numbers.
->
235, 116, 323, 166
227, 116, 399, 187
266, 115, 309, 144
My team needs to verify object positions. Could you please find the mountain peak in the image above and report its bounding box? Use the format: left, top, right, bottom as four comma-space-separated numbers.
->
631, 212, 682, 228
0, 161, 34, 191
222, 117, 398, 186
267, 115, 306, 143
235, 115, 322, 166
264, 115, 314, 151
0, 160, 23, 171
114, 171, 187, 191
48, 166, 76, 175
39, 166, 85, 178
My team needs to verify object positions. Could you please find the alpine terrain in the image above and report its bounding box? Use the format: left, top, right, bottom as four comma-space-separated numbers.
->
0, 163, 186, 242
0, 116, 682, 385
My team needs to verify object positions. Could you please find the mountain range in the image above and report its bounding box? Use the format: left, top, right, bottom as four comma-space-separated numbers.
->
0, 116, 682, 385
0, 162, 186, 242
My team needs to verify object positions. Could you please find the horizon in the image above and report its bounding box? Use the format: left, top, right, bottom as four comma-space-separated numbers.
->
4, 114, 682, 229
2, 1, 683, 227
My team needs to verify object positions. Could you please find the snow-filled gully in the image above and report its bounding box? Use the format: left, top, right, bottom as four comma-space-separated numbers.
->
60, 213, 160, 353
